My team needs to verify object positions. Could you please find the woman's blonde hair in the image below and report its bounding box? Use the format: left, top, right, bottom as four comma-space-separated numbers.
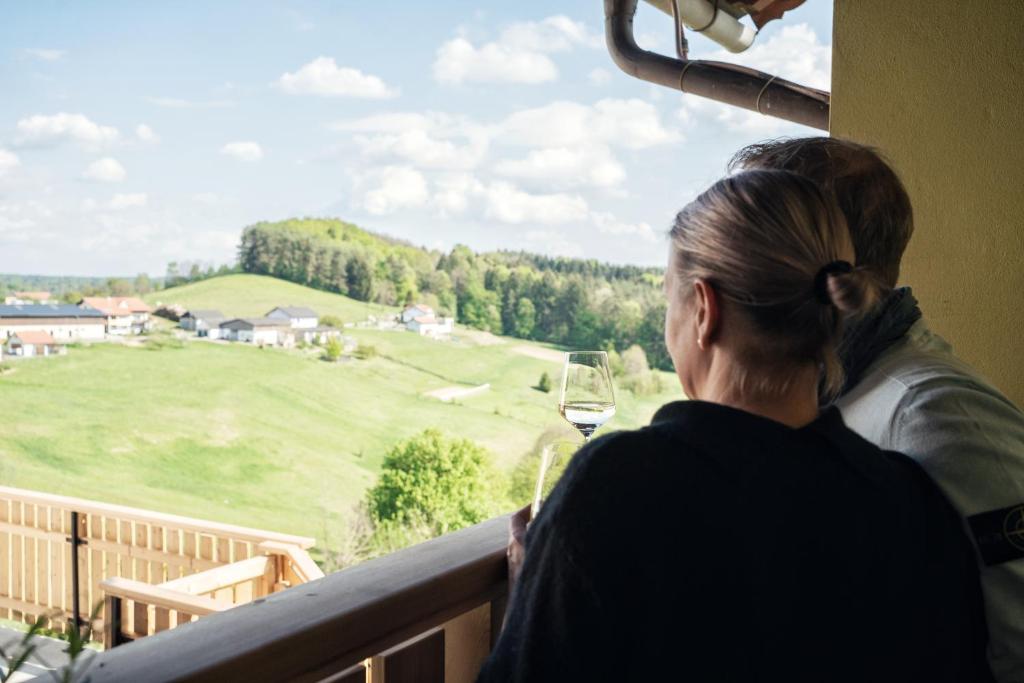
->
670, 169, 886, 398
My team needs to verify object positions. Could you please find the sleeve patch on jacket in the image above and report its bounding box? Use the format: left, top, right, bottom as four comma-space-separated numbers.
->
968, 504, 1024, 566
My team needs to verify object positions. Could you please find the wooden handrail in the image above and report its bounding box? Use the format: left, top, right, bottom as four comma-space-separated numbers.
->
0, 485, 315, 548
87, 514, 510, 682
259, 540, 326, 582
101, 578, 233, 616
159, 556, 274, 595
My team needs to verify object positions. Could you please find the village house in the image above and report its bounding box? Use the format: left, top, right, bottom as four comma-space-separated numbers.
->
180, 309, 226, 338
219, 318, 294, 346
80, 296, 153, 335
4, 291, 51, 305
0, 304, 106, 341
400, 303, 454, 337
266, 306, 318, 329
5, 330, 63, 357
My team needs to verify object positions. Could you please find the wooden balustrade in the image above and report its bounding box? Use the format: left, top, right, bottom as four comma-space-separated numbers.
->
0, 485, 316, 645
86, 514, 510, 683
102, 543, 326, 644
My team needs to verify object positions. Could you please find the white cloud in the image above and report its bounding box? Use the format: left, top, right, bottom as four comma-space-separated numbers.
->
82, 158, 126, 183
359, 166, 430, 215
220, 141, 263, 162
278, 57, 398, 98
0, 149, 20, 176
192, 192, 224, 205
146, 97, 233, 109
480, 182, 588, 225
108, 193, 148, 210
501, 98, 681, 149
24, 48, 65, 62
494, 145, 626, 189
82, 193, 149, 211
431, 173, 483, 217
524, 230, 584, 258
433, 15, 598, 85
16, 113, 119, 147
135, 124, 159, 143
591, 211, 657, 242
588, 68, 612, 86
333, 112, 489, 171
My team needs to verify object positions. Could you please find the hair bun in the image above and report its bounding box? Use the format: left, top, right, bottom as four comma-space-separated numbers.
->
824, 266, 882, 314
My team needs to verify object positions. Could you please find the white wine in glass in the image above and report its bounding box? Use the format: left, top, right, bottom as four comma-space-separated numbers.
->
559, 351, 616, 441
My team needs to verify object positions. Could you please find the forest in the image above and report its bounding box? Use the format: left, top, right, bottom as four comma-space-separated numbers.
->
237, 218, 672, 370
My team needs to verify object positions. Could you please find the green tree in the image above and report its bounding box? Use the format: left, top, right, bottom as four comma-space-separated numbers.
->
107, 278, 132, 296
133, 273, 152, 294
513, 297, 536, 338
322, 336, 343, 361
367, 429, 505, 535
345, 257, 373, 301
320, 315, 344, 329
537, 371, 553, 393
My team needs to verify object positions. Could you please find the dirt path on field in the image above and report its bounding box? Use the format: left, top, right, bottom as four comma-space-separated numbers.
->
509, 345, 563, 363
424, 384, 490, 402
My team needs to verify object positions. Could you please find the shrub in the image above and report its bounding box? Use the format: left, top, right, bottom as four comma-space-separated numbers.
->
322, 336, 343, 361
320, 314, 344, 329
367, 429, 506, 535
537, 371, 553, 393
354, 344, 377, 360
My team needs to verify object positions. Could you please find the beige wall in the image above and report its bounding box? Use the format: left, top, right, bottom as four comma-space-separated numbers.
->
830, 1, 1024, 405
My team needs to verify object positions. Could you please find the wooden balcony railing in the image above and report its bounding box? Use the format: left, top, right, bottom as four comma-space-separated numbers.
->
0, 485, 317, 646
86, 514, 510, 683
102, 541, 325, 645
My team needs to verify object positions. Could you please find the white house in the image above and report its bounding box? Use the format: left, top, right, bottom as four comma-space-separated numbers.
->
219, 318, 293, 346
80, 297, 152, 335
180, 309, 226, 338
266, 306, 318, 329
6, 330, 62, 357
401, 304, 434, 324
401, 304, 454, 337
0, 304, 106, 341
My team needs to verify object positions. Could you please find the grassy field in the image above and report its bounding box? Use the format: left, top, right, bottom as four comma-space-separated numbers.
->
143, 273, 396, 322
1, 276, 680, 551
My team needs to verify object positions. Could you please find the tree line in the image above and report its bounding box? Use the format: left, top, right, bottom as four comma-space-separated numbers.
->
238, 218, 672, 370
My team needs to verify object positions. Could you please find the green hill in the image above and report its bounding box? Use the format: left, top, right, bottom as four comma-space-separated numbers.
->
3, 275, 679, 553
144, 273, 395, 322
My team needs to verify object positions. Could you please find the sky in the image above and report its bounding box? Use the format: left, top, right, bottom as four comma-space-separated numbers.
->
0, 0, 833, 277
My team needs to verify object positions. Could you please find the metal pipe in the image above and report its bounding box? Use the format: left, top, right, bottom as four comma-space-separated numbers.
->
605, 0, 830, 131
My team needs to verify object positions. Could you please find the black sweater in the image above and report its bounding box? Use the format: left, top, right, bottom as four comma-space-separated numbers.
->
478, 401, 992, 682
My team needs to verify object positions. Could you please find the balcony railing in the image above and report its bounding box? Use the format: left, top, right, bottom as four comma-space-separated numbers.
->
86, 514, 509, 682
0, 485, 318, 646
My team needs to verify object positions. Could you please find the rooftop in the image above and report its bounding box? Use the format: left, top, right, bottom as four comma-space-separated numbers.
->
269, 306, 318, 318
221, 317, 292, 329
0, 304, 105, 319
11, 330, 58, 345
80, 297, 152, 316
184, 309, 226, 320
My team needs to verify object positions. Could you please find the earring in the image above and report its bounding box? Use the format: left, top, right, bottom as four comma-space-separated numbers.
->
697, 337, 706, 350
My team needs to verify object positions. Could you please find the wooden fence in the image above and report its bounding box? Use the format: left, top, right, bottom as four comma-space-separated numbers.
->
0, 485, 318, 646
87, 515, 510, 682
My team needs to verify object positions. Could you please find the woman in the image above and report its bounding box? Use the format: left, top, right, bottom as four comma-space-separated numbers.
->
477, 170, 991, 682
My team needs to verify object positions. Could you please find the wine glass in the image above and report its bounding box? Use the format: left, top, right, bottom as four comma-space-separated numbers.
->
559, 351, 616, 442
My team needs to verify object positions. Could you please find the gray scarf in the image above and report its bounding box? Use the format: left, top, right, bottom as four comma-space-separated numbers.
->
837, 287, 922, 397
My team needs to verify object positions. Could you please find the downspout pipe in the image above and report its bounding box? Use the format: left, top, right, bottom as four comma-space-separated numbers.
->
605, 0, 830, 131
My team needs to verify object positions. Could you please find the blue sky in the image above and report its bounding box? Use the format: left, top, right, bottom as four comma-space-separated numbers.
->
0, 0, 832, 276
